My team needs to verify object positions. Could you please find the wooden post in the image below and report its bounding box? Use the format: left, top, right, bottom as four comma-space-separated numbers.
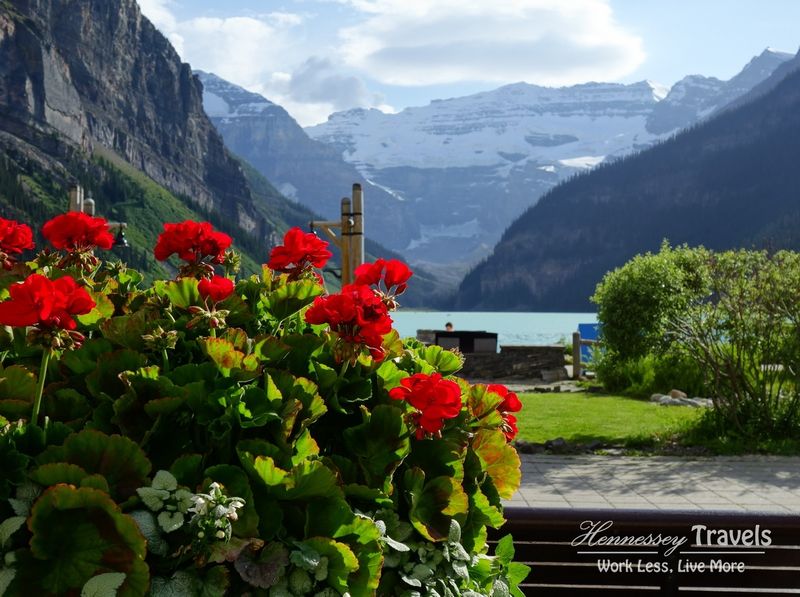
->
351, 183, 364, 271
341, 197, 352, 285
572, 331, 582, 380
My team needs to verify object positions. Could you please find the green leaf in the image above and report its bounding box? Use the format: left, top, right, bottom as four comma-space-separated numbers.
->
470, 429, 521, 500
44, 388, 92, 424
62, 339, 114, 375
154, 278, 200, 309
0, 569, 16, 597
0, 365, 37, 400
199, 337, 259, 379
238, 382, 283, 429
468, 487, 505, 529
417, 345, 463, 376
343, 405, 410, 494
200, 567, 230, 597
300, 537, 359, 594
80, 572, 127, 597
36, 429, 152, 501
467, 385, 504, 421
22, 485, 148, 597
263, 279, 324, 320
86, 350, 148, 400
375, 360, 407, 391
252, 336, 291, 365
170, 454, 204, 487
77, 291, 116, 326
494, 535, 515, 565
151, 571, 198, 596
100, 311, 151, 351
253, 456, 289, 487
291, 428, 319, 465
0, 515, 25, 549
269, 370, 327, 434
29, 462, 89, 487
506, 562, 531, 587
0, 365, 37, 418
405, 469, 469, 542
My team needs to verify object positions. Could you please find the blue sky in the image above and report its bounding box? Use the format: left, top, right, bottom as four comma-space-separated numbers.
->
139, 0, 800, 126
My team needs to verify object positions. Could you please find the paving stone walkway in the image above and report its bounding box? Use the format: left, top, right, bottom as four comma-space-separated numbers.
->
506, 455, 800, 513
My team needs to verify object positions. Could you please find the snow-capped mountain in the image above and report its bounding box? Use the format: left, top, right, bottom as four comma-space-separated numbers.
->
306, 49, 793, 267
196, 71, 418, 247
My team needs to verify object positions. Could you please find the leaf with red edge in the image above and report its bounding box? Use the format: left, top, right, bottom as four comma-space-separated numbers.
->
470, 429, 521, 499
36, 430, 152, 502
467, 384, 505, 423
13, 485, 149, 597
200, 337, 259, 379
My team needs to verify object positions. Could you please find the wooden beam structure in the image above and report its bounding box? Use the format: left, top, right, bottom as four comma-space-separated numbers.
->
309, 185, 365, 285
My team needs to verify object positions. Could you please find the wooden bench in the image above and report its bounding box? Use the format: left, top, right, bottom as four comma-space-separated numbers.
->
490, 507, 800, 596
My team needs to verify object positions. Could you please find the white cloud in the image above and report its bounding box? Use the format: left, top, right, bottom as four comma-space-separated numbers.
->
338, 0, 645, 86
138, 0, 644, 124
139, 2, 388, 125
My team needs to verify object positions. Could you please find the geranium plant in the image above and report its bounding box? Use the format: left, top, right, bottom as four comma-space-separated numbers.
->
0, 217, 528, 596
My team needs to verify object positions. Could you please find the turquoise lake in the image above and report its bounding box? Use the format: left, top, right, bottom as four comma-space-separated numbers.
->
391, 311, 597, 346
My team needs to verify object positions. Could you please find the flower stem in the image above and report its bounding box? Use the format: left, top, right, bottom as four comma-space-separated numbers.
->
31, 348, 52, 426
162, 348, 170, 373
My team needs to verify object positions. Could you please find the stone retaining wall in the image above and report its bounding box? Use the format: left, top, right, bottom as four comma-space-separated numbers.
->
459, 345, 567, 381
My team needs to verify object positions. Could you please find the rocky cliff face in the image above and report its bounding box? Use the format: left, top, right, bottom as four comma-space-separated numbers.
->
0, 0, 264, 237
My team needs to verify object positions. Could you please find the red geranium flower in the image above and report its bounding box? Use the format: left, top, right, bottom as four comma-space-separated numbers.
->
0, 217, 34, 269
389, 373, 463, 439
42, 212, 113, 251
0, 273, 95, 331
306, 283, 392, 361
154, 221, 232, 265
0, 217, 34, 255
267, 227, 331, 278
503, 414, 519, 442
198, 275, 235, 302
354, 258, 413, 296
488, 384, 523, 441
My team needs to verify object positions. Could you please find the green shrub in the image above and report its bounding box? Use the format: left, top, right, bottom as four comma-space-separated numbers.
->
594, 244, 800, 441
594, 351, 707, 398
592, 242, 710, 360
670, 250, 800, 438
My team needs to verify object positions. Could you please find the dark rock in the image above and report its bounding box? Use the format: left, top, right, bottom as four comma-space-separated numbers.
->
514, 441, 546, 454
544, 437, 569, 453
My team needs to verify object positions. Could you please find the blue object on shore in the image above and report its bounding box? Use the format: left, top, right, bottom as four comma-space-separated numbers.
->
578, 323, 599, 364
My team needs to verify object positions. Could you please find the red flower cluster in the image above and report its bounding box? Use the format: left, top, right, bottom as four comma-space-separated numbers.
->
0, 274, 95, 331
198, 275, 235, 302
42, 212, 113, 252
154, 221, 232, 265
0, 217, 34, 269
488, 384, 523, 441
354, 259, 413, 297
267, 227, 331, 278
305, 283, 392, 360
390, 373, 463, 439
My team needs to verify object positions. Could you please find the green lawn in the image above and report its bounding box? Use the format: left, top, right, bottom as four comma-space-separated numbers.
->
514, 392, 703, 447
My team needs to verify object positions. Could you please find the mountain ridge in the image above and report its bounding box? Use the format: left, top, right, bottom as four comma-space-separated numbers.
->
305, 49, 793, 267
452, 49, 800, 311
